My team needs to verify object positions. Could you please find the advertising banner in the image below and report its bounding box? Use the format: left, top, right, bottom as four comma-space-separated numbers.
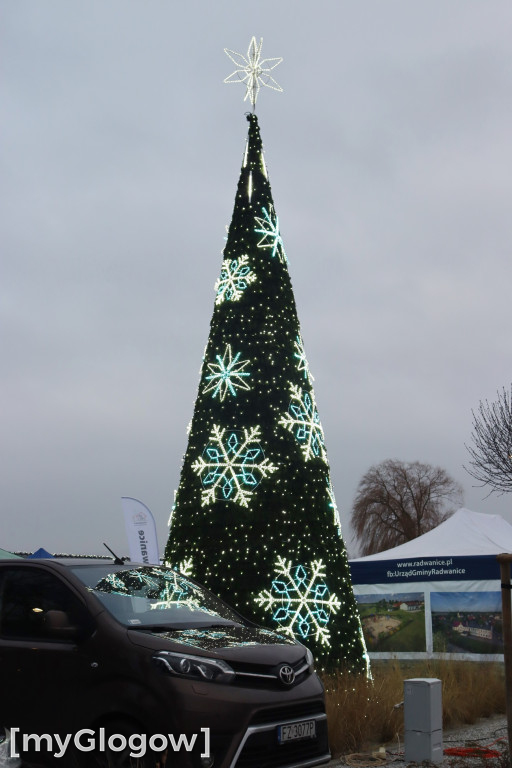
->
122, 497, 160, 565
350, 574, 503, 661
350, 554, 500, 585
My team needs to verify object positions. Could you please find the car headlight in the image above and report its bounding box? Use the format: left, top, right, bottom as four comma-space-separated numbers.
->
305, 647, 315, 671
153, 651, 235, 684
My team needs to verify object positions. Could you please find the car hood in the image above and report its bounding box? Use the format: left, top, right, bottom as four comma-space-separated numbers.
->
128, 623, 303, 662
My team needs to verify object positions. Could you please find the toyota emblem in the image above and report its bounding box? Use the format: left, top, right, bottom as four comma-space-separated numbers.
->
278, 664, 295, 686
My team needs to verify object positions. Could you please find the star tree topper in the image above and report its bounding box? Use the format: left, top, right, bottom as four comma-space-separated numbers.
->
224, 37, 283, 109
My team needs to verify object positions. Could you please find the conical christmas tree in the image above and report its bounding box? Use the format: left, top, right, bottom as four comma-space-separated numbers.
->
166, 86, 368, 673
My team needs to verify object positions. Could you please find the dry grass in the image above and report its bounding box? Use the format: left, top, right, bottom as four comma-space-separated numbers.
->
323, 660, 506, 757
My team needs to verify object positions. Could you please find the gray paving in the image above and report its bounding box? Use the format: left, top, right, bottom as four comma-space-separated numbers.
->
327, 714, 507, 767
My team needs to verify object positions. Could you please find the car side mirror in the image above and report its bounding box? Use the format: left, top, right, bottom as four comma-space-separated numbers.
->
44, 609, 80, 640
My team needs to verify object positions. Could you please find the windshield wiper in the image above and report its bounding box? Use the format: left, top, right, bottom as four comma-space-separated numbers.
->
202, 623, 240, 629
129, 622, 241, 632
128, 625, 181, 632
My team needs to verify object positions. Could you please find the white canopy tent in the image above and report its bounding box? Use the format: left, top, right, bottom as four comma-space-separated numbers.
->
351, 508, 512, 561
349, 508, 509, 660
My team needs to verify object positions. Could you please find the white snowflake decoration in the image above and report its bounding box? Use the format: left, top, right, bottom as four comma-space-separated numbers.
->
178, 557, 194, 577
224, 36, 283, 109
192, 424, 278, 507
149, 571, 191, 611
327, 478, 342, 538
279, 383, 327, 463
150, 577, 212, 614
178, 629, 230, 645
215, 256, 257, 305
203, 344, 251, 401
255, 557, 341, 646
98, 573, 127, 592
293, 333, 314, 385
254, 205, 287, 264
163, 557, 193, 577
130, 570, 161, 590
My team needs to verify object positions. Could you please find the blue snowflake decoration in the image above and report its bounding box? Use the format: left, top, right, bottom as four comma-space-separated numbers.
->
254, 205, 287, 263
192, 425, 278, 507
279, 383, 327, 463
255, 557, 341, 646
215, 255, 257, 305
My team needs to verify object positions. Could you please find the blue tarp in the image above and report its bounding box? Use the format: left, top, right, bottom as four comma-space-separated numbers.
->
27, 547, 54, 559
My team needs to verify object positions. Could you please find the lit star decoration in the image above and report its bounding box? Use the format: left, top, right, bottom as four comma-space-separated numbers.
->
255, 557, 341, 646
293, 333, 314, 385
192, 425, 278, 507
203, 344, 251, 401
214, 255, 257, 305
224, 37, 283, 110
279, 383, 327, 463
254, 205, 287, 263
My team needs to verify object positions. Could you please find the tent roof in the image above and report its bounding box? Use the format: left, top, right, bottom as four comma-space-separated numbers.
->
27, 547, 54, 559
351, 508, 512, 562
0, 547, 21, 559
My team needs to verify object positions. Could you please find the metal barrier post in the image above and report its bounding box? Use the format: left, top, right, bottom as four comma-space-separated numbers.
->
497, 553, 512, 753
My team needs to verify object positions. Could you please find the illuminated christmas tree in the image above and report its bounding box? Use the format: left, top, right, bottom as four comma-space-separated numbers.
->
165, 38, 369, 672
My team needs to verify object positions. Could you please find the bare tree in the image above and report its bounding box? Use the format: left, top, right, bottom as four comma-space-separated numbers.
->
465, 385, 512, 495
351, 459, 464, 556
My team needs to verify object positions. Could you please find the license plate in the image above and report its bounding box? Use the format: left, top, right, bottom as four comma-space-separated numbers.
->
278, 719, 316, 743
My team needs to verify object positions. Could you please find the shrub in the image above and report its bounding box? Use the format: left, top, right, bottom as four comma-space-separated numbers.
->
323, 660, 505, 757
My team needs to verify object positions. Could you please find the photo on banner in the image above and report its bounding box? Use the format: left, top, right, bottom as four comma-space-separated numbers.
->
431, 591, 503, 654
355, 592, 426, 652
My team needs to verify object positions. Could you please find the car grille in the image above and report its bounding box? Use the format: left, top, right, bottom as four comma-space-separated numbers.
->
230, 656, 311, 688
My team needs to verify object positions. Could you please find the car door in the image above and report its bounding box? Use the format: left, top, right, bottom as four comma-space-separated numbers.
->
0, 564, 95, 734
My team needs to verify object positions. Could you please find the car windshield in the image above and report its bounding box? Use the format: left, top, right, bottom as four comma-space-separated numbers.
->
71, 565, 244, 629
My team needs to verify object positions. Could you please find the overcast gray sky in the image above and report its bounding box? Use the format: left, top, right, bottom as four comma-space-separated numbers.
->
2, 1, 512, 557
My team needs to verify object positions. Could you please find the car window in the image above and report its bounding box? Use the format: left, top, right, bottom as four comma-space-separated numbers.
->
0, 567, 90, 641
71, 565, 245, 628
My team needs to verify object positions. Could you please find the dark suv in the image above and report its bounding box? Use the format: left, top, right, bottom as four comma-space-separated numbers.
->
0, 558, 330, 768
